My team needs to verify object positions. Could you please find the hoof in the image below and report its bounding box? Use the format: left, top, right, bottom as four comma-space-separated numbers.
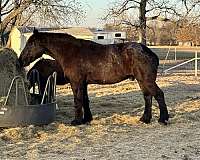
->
140, 114, 151, 124
158, 119, 169, 125
71, 119, 83, 126
83, 116, 93, 124
158, 114, 169, 125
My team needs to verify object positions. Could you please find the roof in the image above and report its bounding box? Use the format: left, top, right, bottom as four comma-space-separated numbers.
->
17, 26, 56, 33
50, 27, 94, 37
16, 26, 94, 37
90, 28, 125, 34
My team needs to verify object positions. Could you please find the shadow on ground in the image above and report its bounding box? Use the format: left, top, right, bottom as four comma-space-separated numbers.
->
55, 78, 200, 125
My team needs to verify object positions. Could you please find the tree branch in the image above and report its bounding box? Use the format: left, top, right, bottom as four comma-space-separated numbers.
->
1, 0, 10, 9
1, 0, 32, 31
2, 7, 14, 16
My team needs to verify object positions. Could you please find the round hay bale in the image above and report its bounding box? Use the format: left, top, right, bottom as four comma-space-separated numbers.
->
0, 48, 30, 106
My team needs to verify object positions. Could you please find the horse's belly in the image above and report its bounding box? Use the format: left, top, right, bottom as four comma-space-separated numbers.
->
87, 70, 127, 84
85, 58, 130, 84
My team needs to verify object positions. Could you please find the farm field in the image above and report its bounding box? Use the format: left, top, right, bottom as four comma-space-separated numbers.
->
0, 75, 200, 159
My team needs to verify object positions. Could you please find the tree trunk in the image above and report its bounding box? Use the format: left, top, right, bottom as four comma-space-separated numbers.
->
0, 0, 3, 47
0, 0, 32, 46
138, 0, 147, 45
0, 29, 5, 47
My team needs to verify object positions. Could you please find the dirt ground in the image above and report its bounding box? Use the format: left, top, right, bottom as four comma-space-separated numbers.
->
1, 74, 200, 160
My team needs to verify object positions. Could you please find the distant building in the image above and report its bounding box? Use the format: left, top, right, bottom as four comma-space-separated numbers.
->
7, 26, 126, 57
7, 26, 94, 57
92, 30, 126, 44
177, 41, 193, 46
48, 27, 94, 41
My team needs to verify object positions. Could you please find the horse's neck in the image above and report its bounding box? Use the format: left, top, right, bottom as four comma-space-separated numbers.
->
42, 38, 67, 68
44, 34, 75, 54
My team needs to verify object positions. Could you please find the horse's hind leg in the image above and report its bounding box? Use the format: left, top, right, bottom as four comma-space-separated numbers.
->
82, 82, 93, 123
140, 81, 169, 124
138, 82, 152, 123
153, 83, 169, 124
70, 82, 84, 125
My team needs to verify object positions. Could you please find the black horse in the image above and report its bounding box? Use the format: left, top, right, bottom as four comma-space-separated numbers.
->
19, 29, 169, 125
27, 58, 69, 95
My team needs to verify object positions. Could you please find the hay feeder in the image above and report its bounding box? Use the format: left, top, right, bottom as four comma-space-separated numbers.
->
0, 71, 57, 128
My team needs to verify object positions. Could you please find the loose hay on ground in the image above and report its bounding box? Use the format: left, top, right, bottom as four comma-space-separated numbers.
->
0, 75, 200, 159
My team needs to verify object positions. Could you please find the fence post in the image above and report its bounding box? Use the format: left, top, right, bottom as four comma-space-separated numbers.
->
195, 50, 198, 77
174, 47, 177, 61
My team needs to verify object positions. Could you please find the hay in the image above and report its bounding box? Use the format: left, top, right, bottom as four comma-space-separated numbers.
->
0, 75, 200, 159
0, 48, 29, 106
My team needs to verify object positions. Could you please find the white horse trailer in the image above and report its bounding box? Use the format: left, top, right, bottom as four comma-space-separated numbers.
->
92, 30, 126, 45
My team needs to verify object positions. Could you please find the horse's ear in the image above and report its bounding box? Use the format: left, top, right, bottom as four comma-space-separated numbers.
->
33, 27, 38, 34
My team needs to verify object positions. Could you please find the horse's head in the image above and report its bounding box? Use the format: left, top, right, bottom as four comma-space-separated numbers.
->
19, 29, 45, 67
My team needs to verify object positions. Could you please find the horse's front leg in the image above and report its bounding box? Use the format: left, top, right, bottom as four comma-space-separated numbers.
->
70, 82, 84, 125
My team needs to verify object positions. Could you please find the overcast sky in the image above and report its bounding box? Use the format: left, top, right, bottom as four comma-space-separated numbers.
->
80, 0, 112, 28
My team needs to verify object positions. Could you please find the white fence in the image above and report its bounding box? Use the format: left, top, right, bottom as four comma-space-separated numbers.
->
149, 46, 200, 76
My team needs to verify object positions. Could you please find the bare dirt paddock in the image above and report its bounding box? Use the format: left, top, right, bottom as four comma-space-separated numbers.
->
1, 75, 200, 160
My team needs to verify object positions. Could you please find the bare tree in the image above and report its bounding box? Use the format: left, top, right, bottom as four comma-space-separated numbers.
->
0, 0, 85, 46
175, 19, 200, 46
105, 0, 200, 45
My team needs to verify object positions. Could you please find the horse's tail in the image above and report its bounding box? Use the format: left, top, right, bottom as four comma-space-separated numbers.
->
140, 44, 159, 69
